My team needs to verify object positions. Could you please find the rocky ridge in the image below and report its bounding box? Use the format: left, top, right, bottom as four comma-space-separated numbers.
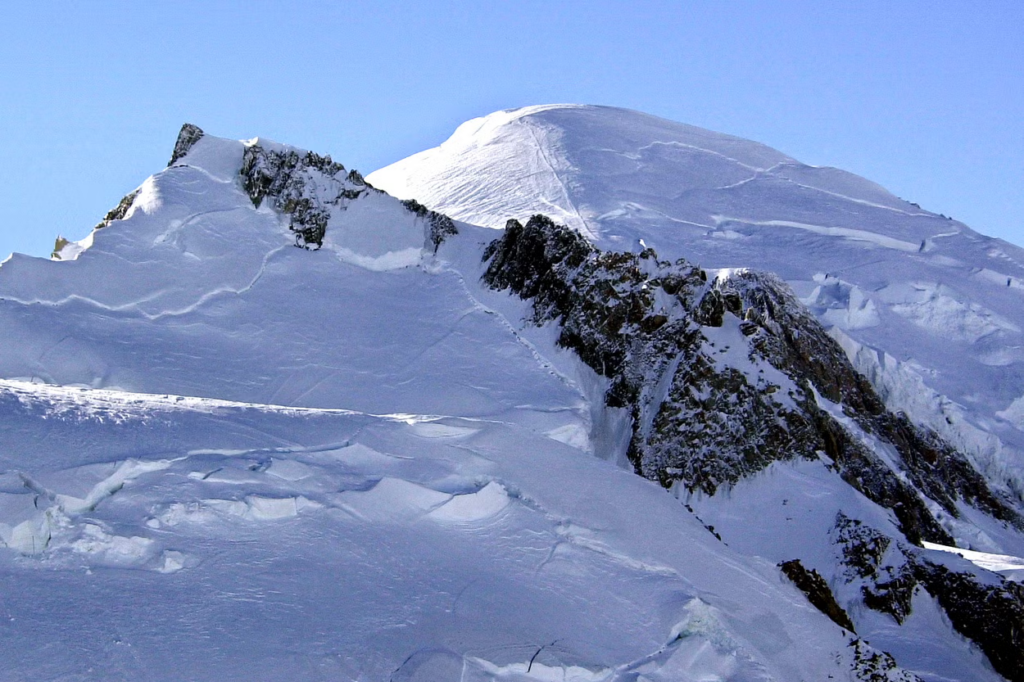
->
482, 213, 1024, 680
232, 125, 457, 251
107, 126, 1024, 680
481, 215, 1017, 538
240, 141, 371, 249
173, 120, 1024, 682
833, 514, 1024, 681
367, 104, 1024, 518
22, 120, 1024, 681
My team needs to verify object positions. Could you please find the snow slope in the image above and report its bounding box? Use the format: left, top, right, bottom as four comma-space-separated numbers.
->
0, 128, 915, 681
0, 133, 577, 421
368, 104, 1024, 507
1, 378, 876, 681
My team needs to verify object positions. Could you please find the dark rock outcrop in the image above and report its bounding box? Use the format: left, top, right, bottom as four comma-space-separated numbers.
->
51, 236, 70, 260
240, 144, 359, 249
401, 198, 458, 251
833, 513, 1024, 681
913, 562, 1024, 682
168, 123, 204, 166
849, 638, 923, 682
833, 514, 916, 624
236, 143, 457, 254
779, 559, 856, 632
727, 271, 1020, 531
481, 215, 1017, 547
93, 189, 140, 231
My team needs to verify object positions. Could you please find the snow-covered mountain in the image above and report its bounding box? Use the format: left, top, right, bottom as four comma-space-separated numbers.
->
0, 115, 1021, 681
369, 104, 1024, 508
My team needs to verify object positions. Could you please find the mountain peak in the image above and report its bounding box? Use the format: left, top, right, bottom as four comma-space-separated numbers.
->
443, 103, 794, 167
3, 111, 1024, 681
370, 104, 1024, 525
368, 103, 846, 246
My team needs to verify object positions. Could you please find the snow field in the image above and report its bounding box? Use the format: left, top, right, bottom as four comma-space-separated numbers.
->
0, 381, 864, 681
0, 118, 1007, 680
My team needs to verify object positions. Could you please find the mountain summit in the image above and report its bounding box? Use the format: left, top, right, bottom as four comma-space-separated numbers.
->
370, 104, 1024, 509
0, 115, 1022, 681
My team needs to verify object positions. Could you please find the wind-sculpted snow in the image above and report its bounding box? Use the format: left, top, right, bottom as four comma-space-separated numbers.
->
0, 124, 881, 681
369, 104, 1024, 508
0, 122, 1017, 680
0, 131, 572, 422
0, 380, 891, 681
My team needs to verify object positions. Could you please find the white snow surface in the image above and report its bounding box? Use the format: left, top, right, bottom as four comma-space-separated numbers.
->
368, 104, 1024, 502
921, 541, 1024, 580
0, 130, 899, 680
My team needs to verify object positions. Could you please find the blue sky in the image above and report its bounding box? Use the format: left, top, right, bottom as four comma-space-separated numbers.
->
1, 1, 1022, 258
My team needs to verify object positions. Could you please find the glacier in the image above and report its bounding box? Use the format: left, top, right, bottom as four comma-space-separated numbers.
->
369, 104, 1024, 506
0, 113, 1020, 681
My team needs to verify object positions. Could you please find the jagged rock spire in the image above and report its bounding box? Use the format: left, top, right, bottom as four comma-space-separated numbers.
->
168, 123, 205, 166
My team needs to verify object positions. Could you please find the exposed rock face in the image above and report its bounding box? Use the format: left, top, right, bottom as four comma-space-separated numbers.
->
725, 271, 1020, 529
65, 122, 202, 254
240, 144, 367, 249
481, 215, 1017, 546
238, 145, 458, 252
833, 514, 917, 625
168, 123, 204, 166
482, 214, 1024, 679
400, 198, 458, 252
849, 638, 923, 682
778, 558, 856, 632
833, 513, 1024, 682
93, 189, 140, 231
367, 103, 1024, 520
50, 236, 70, 260
914, 562, 1024, 682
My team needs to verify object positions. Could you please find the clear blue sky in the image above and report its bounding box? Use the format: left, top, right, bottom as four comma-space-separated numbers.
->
2, 1, 1022, 258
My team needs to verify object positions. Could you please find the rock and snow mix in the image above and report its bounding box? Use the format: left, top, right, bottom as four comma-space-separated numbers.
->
0, 115, 1021, 681
369, 104, 1024, 505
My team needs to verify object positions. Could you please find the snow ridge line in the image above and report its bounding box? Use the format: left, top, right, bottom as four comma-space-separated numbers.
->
432, 257, 588, 401
0, 244, 291, 321
715, 216, 922, 252
597, 202, 715, 230
773, 174, 933, 217
631, 139, 772, 174
631, 141, 930, 217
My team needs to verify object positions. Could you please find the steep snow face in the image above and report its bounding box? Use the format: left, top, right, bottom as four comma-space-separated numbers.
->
0, 127, 914, 681
368, 104, 1024, 502
0, 130, 581, 422
367, 104, 795, 241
